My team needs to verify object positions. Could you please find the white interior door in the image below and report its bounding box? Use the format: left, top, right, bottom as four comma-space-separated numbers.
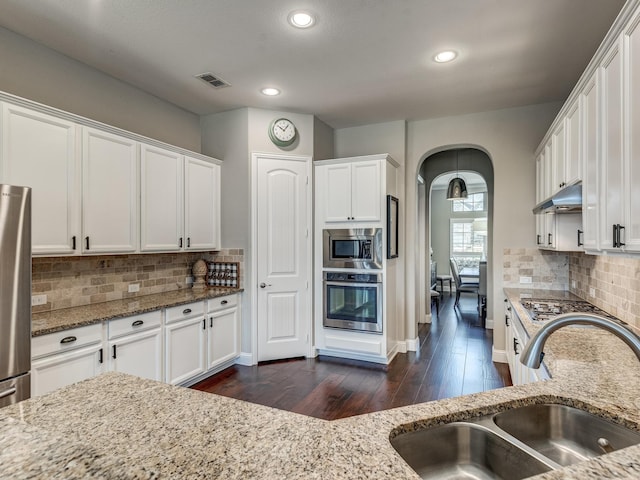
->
254, 153, 311, 362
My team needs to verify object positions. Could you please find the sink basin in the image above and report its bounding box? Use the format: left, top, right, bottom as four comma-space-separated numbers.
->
493, 404, 640, 466
390, 422, 553, 480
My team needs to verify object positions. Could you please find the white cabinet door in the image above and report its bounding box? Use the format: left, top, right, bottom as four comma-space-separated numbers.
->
623, 11, 640, 251
581, 72, 599, 251
184, 156, 220, 250
108, 328, 163, 382
323, 163, 352, 222
82, 128, 138, 253
542, 141, 553, 200
1, 104, 80, 255
565, 100, 582, 187
31, 343, 104, 397
600, 41, 624, 252
165, 315, 207, 385
351, 160, 381, 222
551, 122, 566, 193
140, 145, 183, 252
207, 306, 239, 370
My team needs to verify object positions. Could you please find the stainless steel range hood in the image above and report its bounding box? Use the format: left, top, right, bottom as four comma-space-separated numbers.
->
533, 184, 582, 214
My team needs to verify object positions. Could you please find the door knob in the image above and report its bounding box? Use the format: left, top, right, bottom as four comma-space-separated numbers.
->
260, 282, 272, 288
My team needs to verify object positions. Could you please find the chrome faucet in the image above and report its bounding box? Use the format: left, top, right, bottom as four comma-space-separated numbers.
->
520, 313, 640, 368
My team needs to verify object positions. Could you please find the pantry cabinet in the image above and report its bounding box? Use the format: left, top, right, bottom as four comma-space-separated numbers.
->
82, 127, 138, 254
0, 103, 80, 255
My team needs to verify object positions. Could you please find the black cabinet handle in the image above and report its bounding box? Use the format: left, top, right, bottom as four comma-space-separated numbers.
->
505, 314, 510, 327
72, 236, 76, 250
132, 320, 144, 327
536, 234, 541, 245
577, 229, 584, 247
202, 318, 206, 330
99, 348, 103, 364
60, 336, 77, 344
618, 224, 626, 247
221, 300, 228, 305
187, 237, 191, 248
513, 338, 520, 355
85, 236, 90, 250
179, 237, 183, 248
112, 345, 117, 359
613, 224, 619, 248
183, 308, 192, 315
210, 316, 213, 328
547, 233, 552, 246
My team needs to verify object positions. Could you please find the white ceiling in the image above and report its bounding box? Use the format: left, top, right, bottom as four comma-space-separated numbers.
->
0, 0, 625, 129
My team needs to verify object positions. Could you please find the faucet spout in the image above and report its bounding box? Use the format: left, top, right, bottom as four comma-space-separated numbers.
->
520, 313, 640, 368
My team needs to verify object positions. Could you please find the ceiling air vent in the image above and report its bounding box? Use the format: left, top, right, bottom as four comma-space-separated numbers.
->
196, 72, 231, 89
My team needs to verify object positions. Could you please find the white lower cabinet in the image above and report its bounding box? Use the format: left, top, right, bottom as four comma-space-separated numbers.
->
107, 311, 163, 382
165, 302, 207, 385
207, 295, 240, 370
31, 323, 104, 397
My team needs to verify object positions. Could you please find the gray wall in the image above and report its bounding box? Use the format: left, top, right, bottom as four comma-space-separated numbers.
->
0, 26, 201, 151
313, 117, 335, 161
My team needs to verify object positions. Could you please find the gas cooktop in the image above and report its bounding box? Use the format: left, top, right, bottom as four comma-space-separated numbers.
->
521, 299, 617, 322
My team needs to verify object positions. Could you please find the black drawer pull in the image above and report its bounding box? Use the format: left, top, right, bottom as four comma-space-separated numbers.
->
183, 308, 192, 315
60, 336, 77, 344
221, 300, 228, 305
85, 236, 90, 250
72, 236, 77, 250
99, 348, 103, 364
112, 345, 117, 359
132, 320, 144, 327
187, 237, 191, 248
179, 237, 183, 248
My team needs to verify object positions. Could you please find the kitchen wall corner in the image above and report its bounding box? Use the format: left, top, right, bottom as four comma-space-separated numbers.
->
32, 248, 244, 313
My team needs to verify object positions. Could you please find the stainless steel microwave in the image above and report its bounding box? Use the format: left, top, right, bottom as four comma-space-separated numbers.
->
323, 228, 383, 269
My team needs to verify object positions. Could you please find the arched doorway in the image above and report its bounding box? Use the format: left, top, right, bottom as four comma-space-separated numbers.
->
416, 147, 494, 329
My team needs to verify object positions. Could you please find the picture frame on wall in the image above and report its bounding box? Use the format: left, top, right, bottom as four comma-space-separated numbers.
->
387, 195, 399, 258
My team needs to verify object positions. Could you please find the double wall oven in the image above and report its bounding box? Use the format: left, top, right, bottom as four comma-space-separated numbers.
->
322, 228, 383, 334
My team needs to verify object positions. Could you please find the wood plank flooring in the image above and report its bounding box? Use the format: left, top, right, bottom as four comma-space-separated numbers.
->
192, 292, 512, 420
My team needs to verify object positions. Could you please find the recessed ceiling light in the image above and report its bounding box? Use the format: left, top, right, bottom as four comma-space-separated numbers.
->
433, 50, 458, 63
261, 87, 281, 96
288, 11, 315, 28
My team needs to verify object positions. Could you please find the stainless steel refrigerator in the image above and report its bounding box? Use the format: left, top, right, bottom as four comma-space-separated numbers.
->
0, 184, 31, 407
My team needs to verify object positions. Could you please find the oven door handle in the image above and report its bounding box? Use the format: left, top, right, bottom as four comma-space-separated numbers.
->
325, 281, 382, 288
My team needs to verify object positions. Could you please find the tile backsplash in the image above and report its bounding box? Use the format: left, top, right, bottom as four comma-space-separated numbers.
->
32, 248, 243, 313
502, 248, 569, 290
569, 253, 640, 329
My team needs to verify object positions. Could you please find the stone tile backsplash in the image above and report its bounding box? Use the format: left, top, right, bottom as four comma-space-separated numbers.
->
569, 253, 640, 329
32, 248, 244, 313
502, 248, 569, 290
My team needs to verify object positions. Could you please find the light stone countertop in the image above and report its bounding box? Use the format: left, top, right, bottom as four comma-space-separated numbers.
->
2, 287, 639, 479
31, 287, 243, 337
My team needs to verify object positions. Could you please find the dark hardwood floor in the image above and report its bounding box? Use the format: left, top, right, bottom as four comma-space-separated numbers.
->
192, 292, 512, 420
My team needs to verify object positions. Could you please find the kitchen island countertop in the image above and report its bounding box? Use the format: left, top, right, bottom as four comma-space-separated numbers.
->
2, 287, 639, 479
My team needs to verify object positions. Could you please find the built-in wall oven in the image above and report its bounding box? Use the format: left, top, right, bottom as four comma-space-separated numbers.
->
323, 271, 383, 334
323, 228, 383, 270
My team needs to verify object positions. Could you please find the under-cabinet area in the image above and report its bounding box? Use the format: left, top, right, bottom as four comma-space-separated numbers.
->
31, 290, 241, 397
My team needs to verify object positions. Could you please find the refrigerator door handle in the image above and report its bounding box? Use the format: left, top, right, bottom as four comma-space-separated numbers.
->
0, 387, 16, 400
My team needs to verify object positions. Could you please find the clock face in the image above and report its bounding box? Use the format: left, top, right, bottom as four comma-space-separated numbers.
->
269, 118, 297, 146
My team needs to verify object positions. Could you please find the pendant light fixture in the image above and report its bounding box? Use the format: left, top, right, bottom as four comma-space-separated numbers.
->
446, 150, 468, 200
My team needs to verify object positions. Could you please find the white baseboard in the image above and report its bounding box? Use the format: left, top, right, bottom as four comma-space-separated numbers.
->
406, 336, 419, 352
317, 349, 389, 364
420, 313, 432, 324
395, 341, 408, 354
235, 352, 254, 366
485, 317, 494, 329
492, 345, 508, 364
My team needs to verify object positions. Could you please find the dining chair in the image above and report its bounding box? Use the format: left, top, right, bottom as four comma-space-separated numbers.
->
450, 258, 479, 308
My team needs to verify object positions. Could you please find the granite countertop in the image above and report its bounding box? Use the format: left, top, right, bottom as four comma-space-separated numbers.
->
3, 287, 640, 479
31, 287, 243, 337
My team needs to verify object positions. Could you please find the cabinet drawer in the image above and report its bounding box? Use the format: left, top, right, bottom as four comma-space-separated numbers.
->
32, 323, 103, 359
207, 294, 238, 312
165, 301, 204, 324
108, 310, 162, 339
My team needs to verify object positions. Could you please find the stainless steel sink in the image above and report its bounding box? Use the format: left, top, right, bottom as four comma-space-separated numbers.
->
493, 404, 640, 466
391, 403, 640, 479
390, 422, 553, 480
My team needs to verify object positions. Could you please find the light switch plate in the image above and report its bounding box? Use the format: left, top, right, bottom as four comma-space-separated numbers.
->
31, 294, 47, 306
589, 287, 596, 297
519, 276, 532, 284
128, 283, 140, 293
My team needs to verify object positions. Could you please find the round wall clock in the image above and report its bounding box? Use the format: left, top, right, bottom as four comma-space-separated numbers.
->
268, 118, 297, 147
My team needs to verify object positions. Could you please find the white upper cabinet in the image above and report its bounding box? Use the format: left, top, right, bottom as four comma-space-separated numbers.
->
185, 156, 220, 250
140, 144, 183, 252
1, 104, 80, 255
623, 9, 640, 251
82, 127, 138, 253
581, 72, 599, 251
551, 121, 566, 194
565, 100, 582, 187
321, 159, 381, 223
600, 40, 624, 252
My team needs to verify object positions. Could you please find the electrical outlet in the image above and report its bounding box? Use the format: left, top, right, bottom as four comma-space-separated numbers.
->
589, 287, 596, 298
186, 276, 194, 285
128, 283, 140, 293
31, 294, 47, 306
519, 276, 532, 284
